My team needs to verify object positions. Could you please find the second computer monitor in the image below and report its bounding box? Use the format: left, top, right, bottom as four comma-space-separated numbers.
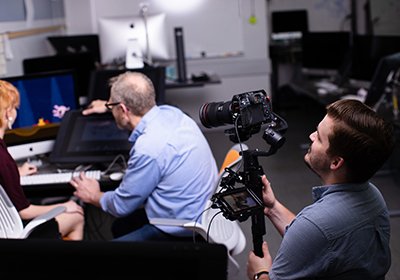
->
87, 66, 166, 105
301, 32, 352, 76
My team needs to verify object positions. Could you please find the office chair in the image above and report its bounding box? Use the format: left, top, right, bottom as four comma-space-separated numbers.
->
0, 184, 66, 239
341, 52, 400, 108
150, 143, 248, 278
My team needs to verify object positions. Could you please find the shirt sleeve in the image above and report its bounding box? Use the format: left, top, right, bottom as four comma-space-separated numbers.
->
269, 216, 332, 280
0, 146, 30, 211
100, 152, 160, 217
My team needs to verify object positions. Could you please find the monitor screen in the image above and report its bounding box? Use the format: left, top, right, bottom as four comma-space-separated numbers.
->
271, 10, 308, 34
350, 35, 400, 82
3, 71, 78, 160
49, 110, 132, 165
301, 31, 351, 75
87, 66, 166, 105
98, 12, 170, 65
23, 53, 97, 100
47, 34, 101, 64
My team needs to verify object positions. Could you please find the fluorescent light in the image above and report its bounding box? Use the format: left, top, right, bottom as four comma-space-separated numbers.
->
153, 0, 203, 14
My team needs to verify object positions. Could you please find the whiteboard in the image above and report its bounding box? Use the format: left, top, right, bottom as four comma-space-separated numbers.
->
370, 0, 400, 36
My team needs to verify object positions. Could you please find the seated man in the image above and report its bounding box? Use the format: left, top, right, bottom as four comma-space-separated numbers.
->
71, 71, 218, 241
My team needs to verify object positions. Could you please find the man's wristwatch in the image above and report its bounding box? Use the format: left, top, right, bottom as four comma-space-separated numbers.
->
254, 270, 269, 279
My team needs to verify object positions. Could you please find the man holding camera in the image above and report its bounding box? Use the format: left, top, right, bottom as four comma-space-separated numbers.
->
247, 99, 393, 279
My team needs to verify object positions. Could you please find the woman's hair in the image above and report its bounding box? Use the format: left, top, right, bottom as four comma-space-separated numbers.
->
326, 99, 395, 183
0, 80, 20, 127
109, 71, 156, 116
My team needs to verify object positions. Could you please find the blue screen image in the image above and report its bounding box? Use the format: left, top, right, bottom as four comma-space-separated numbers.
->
6, 72, 77, 129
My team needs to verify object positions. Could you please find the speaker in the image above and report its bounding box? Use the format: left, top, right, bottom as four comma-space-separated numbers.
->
174, 27, 187, 82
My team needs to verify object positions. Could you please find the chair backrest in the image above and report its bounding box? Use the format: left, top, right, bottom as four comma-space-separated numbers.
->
365, 52, 400, 107
200, 144, 248, 275
0, 184, 24, 238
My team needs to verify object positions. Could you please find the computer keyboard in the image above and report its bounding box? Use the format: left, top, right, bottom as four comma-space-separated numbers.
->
20, 170, 102, 186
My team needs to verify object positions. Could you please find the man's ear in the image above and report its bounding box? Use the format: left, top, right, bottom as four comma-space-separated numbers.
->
330, 156, 344, 170
119, 103, 129, 114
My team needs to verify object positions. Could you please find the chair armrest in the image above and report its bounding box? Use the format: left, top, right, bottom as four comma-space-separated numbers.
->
149, 218, 208, 240
21, 206, 66, 238
149, 218, 192, 227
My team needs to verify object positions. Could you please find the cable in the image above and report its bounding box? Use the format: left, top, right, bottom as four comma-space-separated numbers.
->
192, 205, 212, 243
206, 210, 223, 243
101, 154, 127, 175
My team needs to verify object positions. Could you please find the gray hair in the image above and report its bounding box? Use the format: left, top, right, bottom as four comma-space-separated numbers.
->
109, 71, 156, 116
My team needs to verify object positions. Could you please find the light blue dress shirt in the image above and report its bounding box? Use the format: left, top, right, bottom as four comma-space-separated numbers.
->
100, 105, 218, 236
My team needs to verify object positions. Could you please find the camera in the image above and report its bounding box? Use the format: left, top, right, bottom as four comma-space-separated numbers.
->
212, 187, 264, 222
199, 89, 288, 256
199, 89, 284, 143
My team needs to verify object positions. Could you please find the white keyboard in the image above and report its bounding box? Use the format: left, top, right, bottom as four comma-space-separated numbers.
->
20, 170, 102, 186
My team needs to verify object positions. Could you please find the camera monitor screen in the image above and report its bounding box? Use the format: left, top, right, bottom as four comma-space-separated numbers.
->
49, 110, 132, 165
217, 187, 263, 221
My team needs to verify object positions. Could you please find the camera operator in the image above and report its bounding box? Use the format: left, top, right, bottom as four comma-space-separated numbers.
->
247, 99, 394, 280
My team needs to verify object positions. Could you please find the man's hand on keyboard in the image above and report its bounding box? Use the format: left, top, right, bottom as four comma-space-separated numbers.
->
70, 172, 103, 208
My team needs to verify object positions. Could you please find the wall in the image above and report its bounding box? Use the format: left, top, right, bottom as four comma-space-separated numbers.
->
0, 0, 66, 76
63, 0, 270, 125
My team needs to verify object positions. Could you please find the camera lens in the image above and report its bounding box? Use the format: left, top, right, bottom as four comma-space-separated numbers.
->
199, 101, 232, 128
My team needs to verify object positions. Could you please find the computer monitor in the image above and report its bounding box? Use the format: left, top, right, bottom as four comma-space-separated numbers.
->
3, 71, 78, 161
271, 9, 308, 38
301, 31, 351, 77
49, 110, 132, 166
350, 35, 400, 82
23, 53, 97, 101
87, 66, 166, 105
98, 12, 170, 65
47, 34, 101, 64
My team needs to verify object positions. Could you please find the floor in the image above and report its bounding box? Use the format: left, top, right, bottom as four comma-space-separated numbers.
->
203, 100, 400, 280
84, 99, 400, 280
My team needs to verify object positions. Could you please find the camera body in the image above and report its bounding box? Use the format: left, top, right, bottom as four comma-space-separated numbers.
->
199, 89, 275, 142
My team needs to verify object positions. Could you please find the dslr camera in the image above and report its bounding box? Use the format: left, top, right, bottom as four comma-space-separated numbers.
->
199, 89, 287, 222
199, 89, 285, 144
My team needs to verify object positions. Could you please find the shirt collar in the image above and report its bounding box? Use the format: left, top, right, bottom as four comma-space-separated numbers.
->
312, 182, 370, 202
128, 105, 159, 143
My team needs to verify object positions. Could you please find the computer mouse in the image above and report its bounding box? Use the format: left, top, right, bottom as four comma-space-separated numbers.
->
109, 172, 124, 181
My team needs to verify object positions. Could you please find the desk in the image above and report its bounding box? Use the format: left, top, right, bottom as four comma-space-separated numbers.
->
23, 178, 119, 199
165, 74, 221, 89
21, 158, 121, 199
285, 77, 362, 107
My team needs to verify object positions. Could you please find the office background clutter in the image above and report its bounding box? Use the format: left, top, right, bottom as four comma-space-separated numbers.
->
0, 0, 400, 279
